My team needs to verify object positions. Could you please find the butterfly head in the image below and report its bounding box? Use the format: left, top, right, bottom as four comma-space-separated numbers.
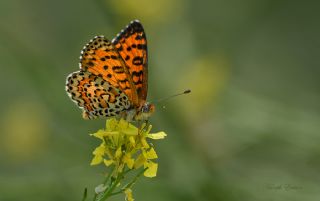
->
134, 102, 155, 121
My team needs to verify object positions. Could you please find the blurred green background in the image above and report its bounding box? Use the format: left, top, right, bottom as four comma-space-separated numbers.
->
1, 0, 320, 200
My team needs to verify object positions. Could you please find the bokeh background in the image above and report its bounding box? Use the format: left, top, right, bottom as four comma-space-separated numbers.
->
1, 0, 320, 200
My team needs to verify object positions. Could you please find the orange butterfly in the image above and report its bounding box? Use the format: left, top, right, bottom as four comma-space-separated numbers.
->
66, 20, 155, 121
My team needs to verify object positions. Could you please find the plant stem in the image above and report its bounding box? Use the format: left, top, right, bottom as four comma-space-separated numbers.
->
82, 188, 88, 201
122, 167, 146, 190
103, 166, 115, 185
93, 166, 115, 201
109, 167, 147, 196
96, 171, 125, 201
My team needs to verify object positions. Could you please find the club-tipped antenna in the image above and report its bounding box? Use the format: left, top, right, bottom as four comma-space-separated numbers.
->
151, 89, 191, 104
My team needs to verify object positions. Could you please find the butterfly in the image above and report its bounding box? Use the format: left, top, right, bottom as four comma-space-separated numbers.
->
65, 20, 155, 121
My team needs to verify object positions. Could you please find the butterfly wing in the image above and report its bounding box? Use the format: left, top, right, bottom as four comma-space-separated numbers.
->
112, 20, 148, 103
66, 20, 149, 120
66, 71, 131, 119
79, 36, 139, 107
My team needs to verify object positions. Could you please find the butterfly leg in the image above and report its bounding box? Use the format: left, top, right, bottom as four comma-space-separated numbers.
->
137, 119, 149, 134
144, 119, 149, 127
125, 109, 136, 122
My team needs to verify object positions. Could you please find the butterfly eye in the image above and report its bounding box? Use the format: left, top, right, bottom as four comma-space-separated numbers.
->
142, 104, 149, 113
141, 103, 155, 114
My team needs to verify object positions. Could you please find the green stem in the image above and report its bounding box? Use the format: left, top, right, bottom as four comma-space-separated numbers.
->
122, 167, 146, 190
93, 166, 115, 201
109, 167, 147, 196
82, 188, 88, 201
103, 166, 115, 185
96, 171, 125, 201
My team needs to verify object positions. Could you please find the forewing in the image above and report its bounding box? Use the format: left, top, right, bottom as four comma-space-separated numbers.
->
112, 20, 148, 102
79, 36, 139, 106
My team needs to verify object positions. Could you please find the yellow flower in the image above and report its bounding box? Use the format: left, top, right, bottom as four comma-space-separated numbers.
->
124, 188, 134, 201
144, 161, 158, 178
90, 143, 106, 165
145, 147, 158, 159
133, 148, 158, 177
147, 131, 167, 139
90, 118, 166, 178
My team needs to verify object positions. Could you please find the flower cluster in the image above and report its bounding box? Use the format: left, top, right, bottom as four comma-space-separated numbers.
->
89, 118, 167, 200
90, 118, 167, 178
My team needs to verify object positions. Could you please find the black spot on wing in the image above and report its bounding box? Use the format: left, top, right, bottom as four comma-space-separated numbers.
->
132, 56, 143, 66
112, 66, 125, 73
131, 71, 143, 77
137, 44, 147, 50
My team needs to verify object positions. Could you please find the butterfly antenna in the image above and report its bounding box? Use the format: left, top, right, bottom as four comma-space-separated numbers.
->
151, 89, 191, 104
